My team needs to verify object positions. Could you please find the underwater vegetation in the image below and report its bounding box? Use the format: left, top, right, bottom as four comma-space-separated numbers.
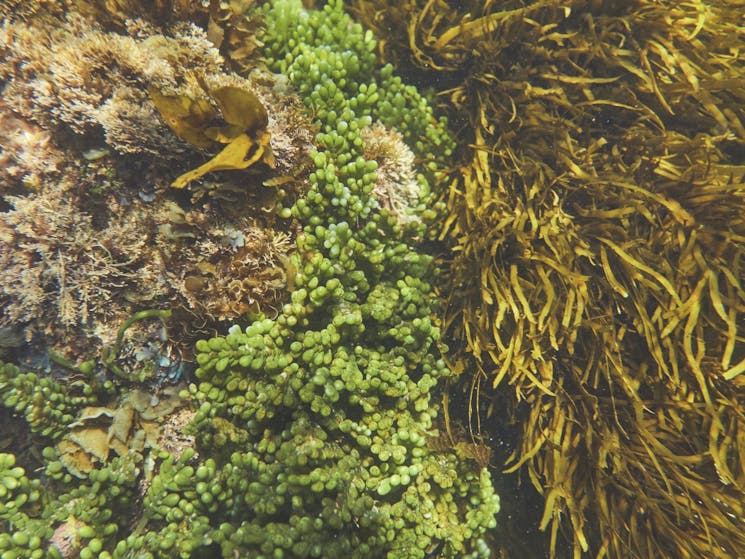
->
0, 4, 314, 354
0, 1, 500, 558
149, 82, 275, 189
351, 0, 745, 557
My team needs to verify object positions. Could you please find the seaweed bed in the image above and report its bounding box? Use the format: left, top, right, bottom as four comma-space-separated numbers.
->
2, 1, 745, 558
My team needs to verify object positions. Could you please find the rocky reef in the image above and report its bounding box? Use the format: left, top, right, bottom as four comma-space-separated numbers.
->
0, 2, 313, 357
0, 1, 500, 558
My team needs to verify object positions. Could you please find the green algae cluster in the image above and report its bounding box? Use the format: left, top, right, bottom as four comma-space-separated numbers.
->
0, 1, 499, 557
0, 361, 98, 439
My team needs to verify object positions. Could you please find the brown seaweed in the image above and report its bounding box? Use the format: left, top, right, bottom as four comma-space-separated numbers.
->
352, 0, 745, 557
150, 84, 275, 188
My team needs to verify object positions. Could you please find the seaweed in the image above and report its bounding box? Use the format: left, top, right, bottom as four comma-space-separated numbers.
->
351, 0, 745, 557
149, 83, 275, 188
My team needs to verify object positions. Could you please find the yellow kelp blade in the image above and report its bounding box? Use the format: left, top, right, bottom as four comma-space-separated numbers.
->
255, 129, 275, 168
211, 86, 268, 131
204, 123, 245, 144
172, 133, 260, 188
148, 87, 216, 149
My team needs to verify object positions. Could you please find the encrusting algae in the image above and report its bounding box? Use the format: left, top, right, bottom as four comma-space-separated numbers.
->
351, 0, 745, 557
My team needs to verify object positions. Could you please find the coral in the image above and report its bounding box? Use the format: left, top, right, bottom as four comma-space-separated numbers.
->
352, 0, 745, 557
